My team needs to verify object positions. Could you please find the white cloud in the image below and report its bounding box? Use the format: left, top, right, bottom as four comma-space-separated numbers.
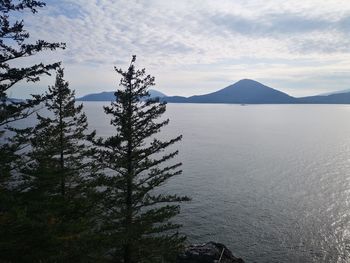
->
12, 0, 350, 98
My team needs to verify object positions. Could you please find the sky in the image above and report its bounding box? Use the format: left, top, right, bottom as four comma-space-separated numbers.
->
10, 0, 350, 98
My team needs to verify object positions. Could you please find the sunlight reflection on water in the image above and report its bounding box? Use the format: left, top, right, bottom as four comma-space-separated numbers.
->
84, 103, 350, 263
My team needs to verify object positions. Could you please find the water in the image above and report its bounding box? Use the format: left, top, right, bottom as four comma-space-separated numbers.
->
83, 102, 350, 263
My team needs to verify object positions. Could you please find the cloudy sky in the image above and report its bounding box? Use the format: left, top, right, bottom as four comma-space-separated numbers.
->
11, 0, 350, 98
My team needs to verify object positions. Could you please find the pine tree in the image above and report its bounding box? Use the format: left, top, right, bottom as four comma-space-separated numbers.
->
0, 0, 65, 127
0, 67, 96, 262
92, 56, 189, 263
0, 2, 65, 260
0, 0, 65, 223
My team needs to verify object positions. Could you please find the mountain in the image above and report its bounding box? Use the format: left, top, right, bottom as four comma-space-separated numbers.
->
317, 89, 350, 96
76, 80, 350, 104
298, 92, 350, 104
7, 98, 23, 103
163, 79, 297, 104
77, 89, 166, 101
148, 90, 166, 98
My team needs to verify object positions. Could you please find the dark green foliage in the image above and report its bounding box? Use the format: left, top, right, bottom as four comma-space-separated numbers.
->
0, 0, 65, 126
0, 68, 96, 262
92, 56, 189, 263
0, 0, 65, 209
27, 67, 94, 197
0, 1, 65, 261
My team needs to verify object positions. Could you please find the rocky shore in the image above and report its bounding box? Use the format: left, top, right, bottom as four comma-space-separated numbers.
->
177, 242, 245, 263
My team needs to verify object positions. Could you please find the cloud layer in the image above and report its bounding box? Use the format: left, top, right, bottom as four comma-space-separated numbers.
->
12, 0, 350, 98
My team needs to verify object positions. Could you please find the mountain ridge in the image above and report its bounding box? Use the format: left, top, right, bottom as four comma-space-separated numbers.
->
77, 89, 166, 101
77, 79, 350, 104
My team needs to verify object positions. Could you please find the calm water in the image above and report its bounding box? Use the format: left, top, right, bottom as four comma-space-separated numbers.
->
84, 102, 350, 263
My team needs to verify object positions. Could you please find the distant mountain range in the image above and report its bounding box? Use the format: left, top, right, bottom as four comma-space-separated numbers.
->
77, 89, 166, 101
77, 79, 350, 104
7, 98, 23, 103
317, 89, 350, 96
298, 92, 350, 104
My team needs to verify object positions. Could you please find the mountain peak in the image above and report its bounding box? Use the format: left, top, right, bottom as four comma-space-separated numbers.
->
236, 78, 260, 84
165, 79, 296, 104
232, 79, 267, 88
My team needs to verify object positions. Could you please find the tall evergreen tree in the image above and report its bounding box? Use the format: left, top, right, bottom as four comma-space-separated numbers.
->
0, 1, 65, 260
0, 0, 65, 214
0, 0, 65, 126
0, 67, 96, 262
0, 0, 65, 229
92, 56, 189, 263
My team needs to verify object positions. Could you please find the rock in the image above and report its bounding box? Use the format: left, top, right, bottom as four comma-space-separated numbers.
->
177, 242, 245, 263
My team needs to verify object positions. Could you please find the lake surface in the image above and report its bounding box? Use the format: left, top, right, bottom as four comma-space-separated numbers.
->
84, 102, 350, 263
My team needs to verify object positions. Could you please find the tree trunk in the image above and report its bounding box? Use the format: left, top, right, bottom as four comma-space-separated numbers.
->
59, 97, 65, 196
124, 81, 133, 263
